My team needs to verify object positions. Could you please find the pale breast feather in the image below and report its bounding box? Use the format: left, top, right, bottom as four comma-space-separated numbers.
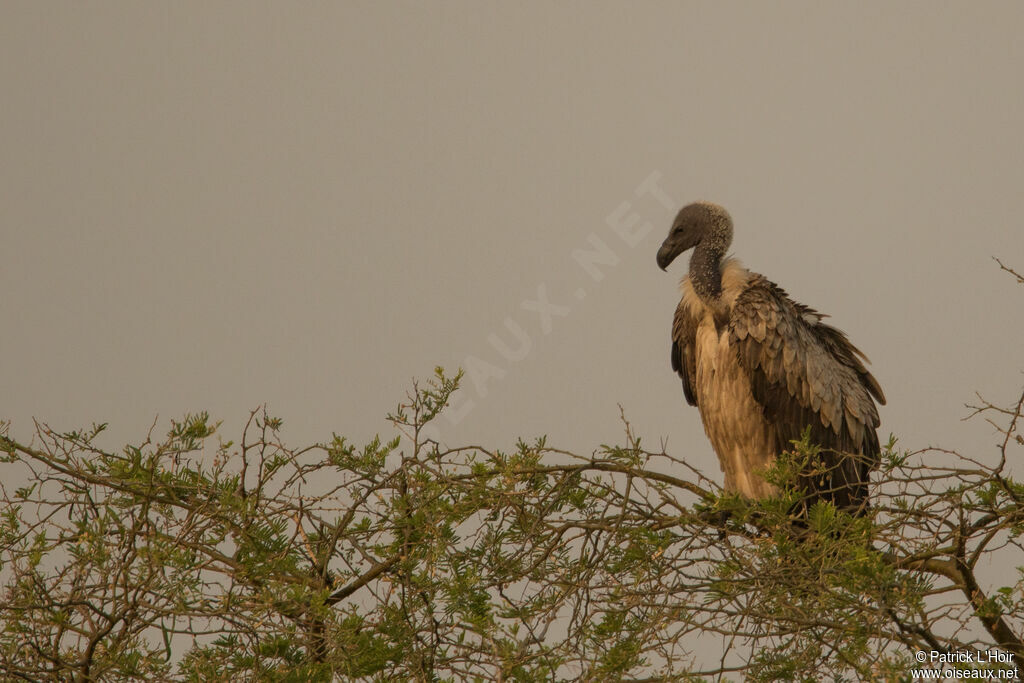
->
671, 259, 753, 409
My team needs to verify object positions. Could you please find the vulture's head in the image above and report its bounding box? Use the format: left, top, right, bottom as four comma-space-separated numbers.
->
656, 201, 733, 270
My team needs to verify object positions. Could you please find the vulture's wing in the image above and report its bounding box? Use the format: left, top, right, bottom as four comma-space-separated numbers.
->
671, 298, 700, 406
729, 275, 884, 509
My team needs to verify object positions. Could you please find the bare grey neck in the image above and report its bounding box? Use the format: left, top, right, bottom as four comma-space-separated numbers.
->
689, 240, 725, 302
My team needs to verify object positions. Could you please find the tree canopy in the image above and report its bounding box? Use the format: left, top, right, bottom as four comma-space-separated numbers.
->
2, 265, 1022, 681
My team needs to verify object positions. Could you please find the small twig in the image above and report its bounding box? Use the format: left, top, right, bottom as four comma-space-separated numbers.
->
993, 257, 1024, 284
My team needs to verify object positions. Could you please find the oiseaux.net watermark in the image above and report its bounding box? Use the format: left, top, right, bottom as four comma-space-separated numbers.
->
419, 171, 677, 443
910, 648, 1018, 680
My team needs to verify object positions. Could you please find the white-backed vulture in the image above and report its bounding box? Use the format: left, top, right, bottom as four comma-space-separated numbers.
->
657, 202, 885, 512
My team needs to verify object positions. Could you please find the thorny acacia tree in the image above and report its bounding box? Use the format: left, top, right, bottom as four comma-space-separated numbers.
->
1, 265, 1022, 681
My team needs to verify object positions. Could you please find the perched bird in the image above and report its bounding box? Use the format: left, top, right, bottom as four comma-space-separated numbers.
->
657, 202, 885, 512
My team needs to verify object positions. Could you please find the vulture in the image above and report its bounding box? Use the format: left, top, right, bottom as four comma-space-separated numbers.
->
657, 202, 885, 513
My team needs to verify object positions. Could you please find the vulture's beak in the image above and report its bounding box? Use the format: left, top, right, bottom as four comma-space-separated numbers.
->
656, 240, 679, 271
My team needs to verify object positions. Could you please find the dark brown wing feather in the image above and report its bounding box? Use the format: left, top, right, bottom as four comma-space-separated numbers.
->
671, 299, 699, 407
729, 275, 884, 511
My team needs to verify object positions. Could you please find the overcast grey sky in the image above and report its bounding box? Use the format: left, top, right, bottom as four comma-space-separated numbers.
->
2, 3, 1023, 487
